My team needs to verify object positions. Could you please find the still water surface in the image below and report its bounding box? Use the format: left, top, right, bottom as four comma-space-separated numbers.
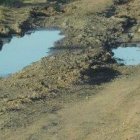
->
112, 44, 140, 65
0, 30, 64, 76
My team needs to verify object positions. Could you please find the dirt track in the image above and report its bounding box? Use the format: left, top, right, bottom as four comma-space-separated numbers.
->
1, 66, 140, 140
0, 0, 140, 139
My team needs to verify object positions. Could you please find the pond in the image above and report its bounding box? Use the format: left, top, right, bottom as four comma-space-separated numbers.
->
0, 30, 64, 77
112, 43, 140, 65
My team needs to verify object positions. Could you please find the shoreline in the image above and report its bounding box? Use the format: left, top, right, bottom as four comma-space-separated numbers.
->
0, 0, 139, 111
0, 0, 139, 108
0, 0, 140, 139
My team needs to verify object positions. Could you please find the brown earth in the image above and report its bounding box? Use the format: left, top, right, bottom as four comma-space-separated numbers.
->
0, 0, 140, 139
1, 66, 140, 140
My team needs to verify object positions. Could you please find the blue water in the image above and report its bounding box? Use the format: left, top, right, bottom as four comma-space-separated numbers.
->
112, 44, 140, 65
0, 30, 64, 76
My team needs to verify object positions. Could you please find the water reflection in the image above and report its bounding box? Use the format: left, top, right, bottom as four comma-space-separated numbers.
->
112, 44, 140, 65
0, 30, 64, 76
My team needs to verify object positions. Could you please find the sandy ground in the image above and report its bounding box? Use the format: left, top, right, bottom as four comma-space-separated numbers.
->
1, 66, 140, 140
0, 0, 140, 139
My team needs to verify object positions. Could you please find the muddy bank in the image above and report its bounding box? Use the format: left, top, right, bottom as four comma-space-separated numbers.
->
0, 0, 140, 138
0, 0, 139, 114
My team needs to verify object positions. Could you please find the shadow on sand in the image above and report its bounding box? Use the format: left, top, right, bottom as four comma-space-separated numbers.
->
81, 66, 120, 85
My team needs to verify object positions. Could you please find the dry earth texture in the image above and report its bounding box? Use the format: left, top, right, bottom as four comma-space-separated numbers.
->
0, 0, 140, 140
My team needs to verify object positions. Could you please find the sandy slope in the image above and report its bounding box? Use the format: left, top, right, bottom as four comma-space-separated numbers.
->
57, 70, 140, 140
1, 66, 140, 140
